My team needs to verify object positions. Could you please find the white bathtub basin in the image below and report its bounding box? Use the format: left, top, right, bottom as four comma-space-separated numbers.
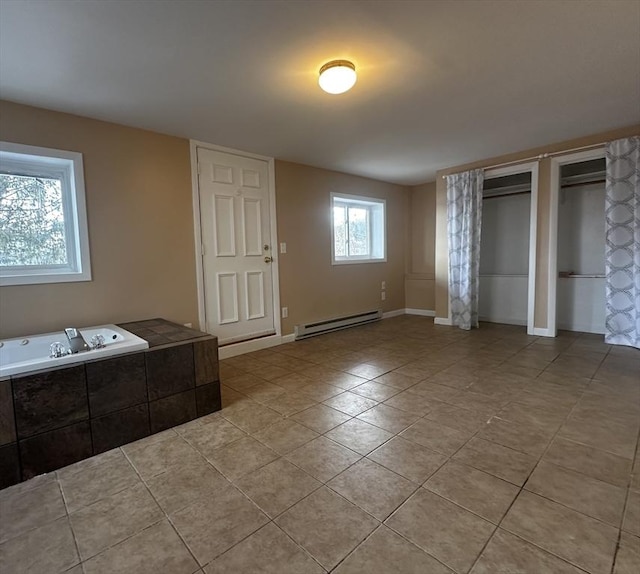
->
0, 325, 149, 378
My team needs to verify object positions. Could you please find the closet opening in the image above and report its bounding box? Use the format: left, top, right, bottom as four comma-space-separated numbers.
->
555, 157, 606, 334
480, 162, 538, 335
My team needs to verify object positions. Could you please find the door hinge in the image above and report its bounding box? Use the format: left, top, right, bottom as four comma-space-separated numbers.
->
201, 244, 206, 256
197, 161, 201, 175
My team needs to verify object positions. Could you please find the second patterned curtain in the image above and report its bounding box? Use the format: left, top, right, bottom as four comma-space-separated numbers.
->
605, 136, 640, 349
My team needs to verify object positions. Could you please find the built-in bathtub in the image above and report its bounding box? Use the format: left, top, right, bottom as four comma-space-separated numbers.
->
0, 319, 220, 489
0, 324, 149, 378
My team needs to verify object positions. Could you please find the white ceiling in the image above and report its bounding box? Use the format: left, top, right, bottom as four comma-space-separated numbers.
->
1, 0, 639, 185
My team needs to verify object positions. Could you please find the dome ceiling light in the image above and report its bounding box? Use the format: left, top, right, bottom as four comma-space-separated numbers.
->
318, 60, 357, 94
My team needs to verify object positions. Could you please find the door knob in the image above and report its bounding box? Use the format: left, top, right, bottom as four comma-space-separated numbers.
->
264, 256, 273, 263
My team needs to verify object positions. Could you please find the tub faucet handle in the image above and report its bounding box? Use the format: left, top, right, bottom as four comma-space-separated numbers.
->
50, 342, 67, 358
90, 334, 106, 349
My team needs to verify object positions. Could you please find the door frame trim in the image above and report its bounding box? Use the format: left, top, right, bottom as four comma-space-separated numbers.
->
189, 140, 282, 340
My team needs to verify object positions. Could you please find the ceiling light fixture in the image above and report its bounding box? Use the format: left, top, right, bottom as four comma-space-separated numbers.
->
318, 60, 357, 94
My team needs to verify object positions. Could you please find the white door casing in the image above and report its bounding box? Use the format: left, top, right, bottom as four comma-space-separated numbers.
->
195, 146, 277, 345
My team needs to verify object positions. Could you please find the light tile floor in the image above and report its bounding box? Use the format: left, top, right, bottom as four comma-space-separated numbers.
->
1, 316, 639, 573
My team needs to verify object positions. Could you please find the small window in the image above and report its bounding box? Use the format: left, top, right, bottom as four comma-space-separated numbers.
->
0, 142, 91, 286
331, 193, 386, 264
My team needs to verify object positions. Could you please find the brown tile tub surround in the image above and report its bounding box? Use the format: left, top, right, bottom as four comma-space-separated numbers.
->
118, 318, 211, 348
19, 421, 94, 480
0, 319, 219, 487
0, 316, 639, 573
86, 352, 147, 417
0, 380, 16, 446
13, 365, 89, 439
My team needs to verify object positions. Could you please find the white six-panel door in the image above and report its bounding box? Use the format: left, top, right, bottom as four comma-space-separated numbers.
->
197, 148, 275, 345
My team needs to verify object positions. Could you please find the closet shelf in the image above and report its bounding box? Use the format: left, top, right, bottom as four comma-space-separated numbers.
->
558, 272, 605, 278
479, 274, 528, 278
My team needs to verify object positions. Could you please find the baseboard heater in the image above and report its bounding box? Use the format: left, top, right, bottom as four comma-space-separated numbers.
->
294, 310, 382, 340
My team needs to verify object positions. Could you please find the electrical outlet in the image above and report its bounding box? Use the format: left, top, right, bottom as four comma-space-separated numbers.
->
381, 281, 386, 290
280, 242, 287, 254
381, 292, 386, 301
183, 323, 192, 328
281, 307, 288, 318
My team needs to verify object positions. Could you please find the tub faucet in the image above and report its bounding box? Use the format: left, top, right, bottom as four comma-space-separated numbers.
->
64, 328, 90, 353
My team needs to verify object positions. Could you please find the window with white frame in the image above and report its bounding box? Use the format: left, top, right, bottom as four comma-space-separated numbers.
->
331, 193, 386, 264
0, 142, 91, 286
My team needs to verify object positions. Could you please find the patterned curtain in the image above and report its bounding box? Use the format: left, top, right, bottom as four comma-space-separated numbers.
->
446, 169, 484, 330
605, 136, 640, 349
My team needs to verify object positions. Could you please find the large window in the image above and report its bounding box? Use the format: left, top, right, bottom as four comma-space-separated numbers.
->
331, 193, 386, 264
0, 142, 91, 285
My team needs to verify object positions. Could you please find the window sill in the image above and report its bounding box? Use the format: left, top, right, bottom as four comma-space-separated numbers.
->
332, 258, 387, 266
0, 270, 92, 287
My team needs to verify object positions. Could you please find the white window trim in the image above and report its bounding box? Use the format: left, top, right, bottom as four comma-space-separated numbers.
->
331, 192, 387, 265
0, 141, 92, 286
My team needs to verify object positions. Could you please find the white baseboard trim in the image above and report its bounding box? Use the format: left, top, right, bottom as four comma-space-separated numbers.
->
532, 327, 554, 337
219, 334, 289, 359
479, 316, 527, 327
382, 309, 406, 319
220, 310, 440, 358
556, 323, 605, 335
405, 308, 436, 317
434, 317, 452, 326
383, 308, 437, 319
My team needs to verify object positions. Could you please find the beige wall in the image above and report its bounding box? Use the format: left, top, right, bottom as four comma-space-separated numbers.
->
0, 101, 411, 340
275, 160, 409, 334
8, 98, 629, 341
434, 124, 640, 329
0, 100, 199, 338
405, 181, 436, 311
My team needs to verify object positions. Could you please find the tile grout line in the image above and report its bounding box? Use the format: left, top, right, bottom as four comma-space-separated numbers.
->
377, 404, 494, 573
609, 419, 640, 574
62, 448, 167, 568
119, 443, 204, 571
161, 419, 328, 571
5, 318, 631, 574
0, 477, 61, 546
69, 444, 174, 562
466, 349, 618, 574
213, 412, 362, 571
221, 382, 443, 572
267, 518, 331, 573
364, 332, 603, 572
224, 322, 608, 574
270, 457, 425, 573
55, 474, 84, 572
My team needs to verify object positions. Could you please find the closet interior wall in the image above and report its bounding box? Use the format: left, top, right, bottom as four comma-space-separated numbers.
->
479, 173, 532, 326
556, 158, 606, 334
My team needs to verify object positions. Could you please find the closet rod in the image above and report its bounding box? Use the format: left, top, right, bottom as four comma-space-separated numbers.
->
483, 190, 530, 200
483, 178, 605, 199
442, 142, 606, 179
561, 179, 606, 189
